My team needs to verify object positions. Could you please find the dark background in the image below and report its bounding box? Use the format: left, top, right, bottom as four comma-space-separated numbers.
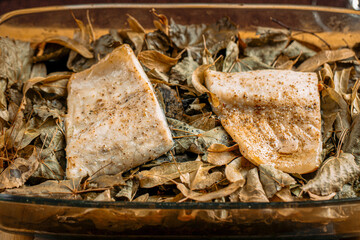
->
0, 0, 353, 16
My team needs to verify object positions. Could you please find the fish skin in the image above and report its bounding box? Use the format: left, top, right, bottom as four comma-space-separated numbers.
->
205, 69, 322, 174
66, 44, 174, 178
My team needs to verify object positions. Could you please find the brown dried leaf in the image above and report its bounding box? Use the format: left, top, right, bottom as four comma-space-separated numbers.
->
239, 168, 269, 202
127, 32, 145, 55
138, 161, 202, 188
116, 179, 139, 201
94, 189, 114, 202
2, 179, 81, 200
208, 143, 239, 153
190, 164, 223, 190
343, 114, 360, 163
297, 49, 355, 72
0, 148, 38, 190
177, 180, 243, 202
192, 64, 219, 107
308, 192, 336, 201
259, 164, 296, 198
89, 172, 126, 189
44, 36, 93, 58
302, 153, 360, 196
138, 50, 180, 73
207, 151, 239, 166
224, 157, 247, 184
274, 188, 295, 202
350, 78, 360, 118
127, 14, 146, 33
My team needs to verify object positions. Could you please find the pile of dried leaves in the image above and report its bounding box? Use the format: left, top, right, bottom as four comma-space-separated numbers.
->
0, 10, 360, 203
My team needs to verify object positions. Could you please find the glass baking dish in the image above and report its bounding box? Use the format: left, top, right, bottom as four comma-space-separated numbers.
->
1, 4, 360, 238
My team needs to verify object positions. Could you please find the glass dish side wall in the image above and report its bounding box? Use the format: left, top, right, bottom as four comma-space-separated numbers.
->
1, 4, 360, 238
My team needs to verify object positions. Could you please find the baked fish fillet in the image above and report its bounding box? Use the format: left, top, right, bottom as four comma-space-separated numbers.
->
205, 69, 321, 174
66, 45, 174, 178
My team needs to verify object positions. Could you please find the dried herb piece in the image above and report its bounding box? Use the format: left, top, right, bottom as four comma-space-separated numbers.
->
138, 50, 181, 73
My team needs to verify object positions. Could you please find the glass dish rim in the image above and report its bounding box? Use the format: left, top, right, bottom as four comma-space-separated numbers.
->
0, 3, 360, 210
1, 3, 360, 25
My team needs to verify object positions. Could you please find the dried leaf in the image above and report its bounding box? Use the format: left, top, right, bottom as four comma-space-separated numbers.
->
239, 168, 269, 202
222, 41, 239, 72
259, 164, 296, 198
89, 172, 126, 188
275, 188, 295, 202
127, 32, 145, 55
177, 180, 243, 202
224, 157, 247, 184
138, 161, 202, 188
116, 179, 139, 201
244, 27, 290, 65
185, 112, 216, 131
192, 64, 219, 107
32, 148, 64, 180
94, 189, 114, 202
190, 163, 223, 190
138, 50, 180, 73
302, 153, 360, 196
207, 151, 239, 166
0, 148, 39, 190
350, 78, 360, 118
321, 88, 351, 140
145, 30, 170, 53
2, 179, 81, 200
308, 192, 336, 201
169, 17, 237, 61
127, 14, 146, 33
170, 55, 199, 85
44, 36, 93, 58
333, 68, 352, 99
282, 40, 316, 61
297, 49, 355, 72
335, 184, 358, 199
343, 114, 360, 163
208, 143, 239, 153
156, 84, 184, 120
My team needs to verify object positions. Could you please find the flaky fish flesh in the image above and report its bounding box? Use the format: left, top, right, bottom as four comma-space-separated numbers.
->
66, 45, 174, 178
205, 69, 321, 174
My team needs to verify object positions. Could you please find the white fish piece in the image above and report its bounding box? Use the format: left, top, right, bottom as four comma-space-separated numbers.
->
66, 44, 174, 178
205, 69, 322, 174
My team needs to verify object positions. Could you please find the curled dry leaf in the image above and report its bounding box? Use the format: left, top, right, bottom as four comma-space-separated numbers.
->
116, 179, 139, 201
191, 64, 219, 107
177, 180, 243, 202
0, 148, 38, 190
138, 161, 202, 188
302, 153, 360, 196
297, 49, 355, 72
239, 168, 269, 202
308, 192, 336, 201
43, 36, 93, 58
224, 157, 247, 184
138, 50, 181, 73
127, 14, 146, 33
